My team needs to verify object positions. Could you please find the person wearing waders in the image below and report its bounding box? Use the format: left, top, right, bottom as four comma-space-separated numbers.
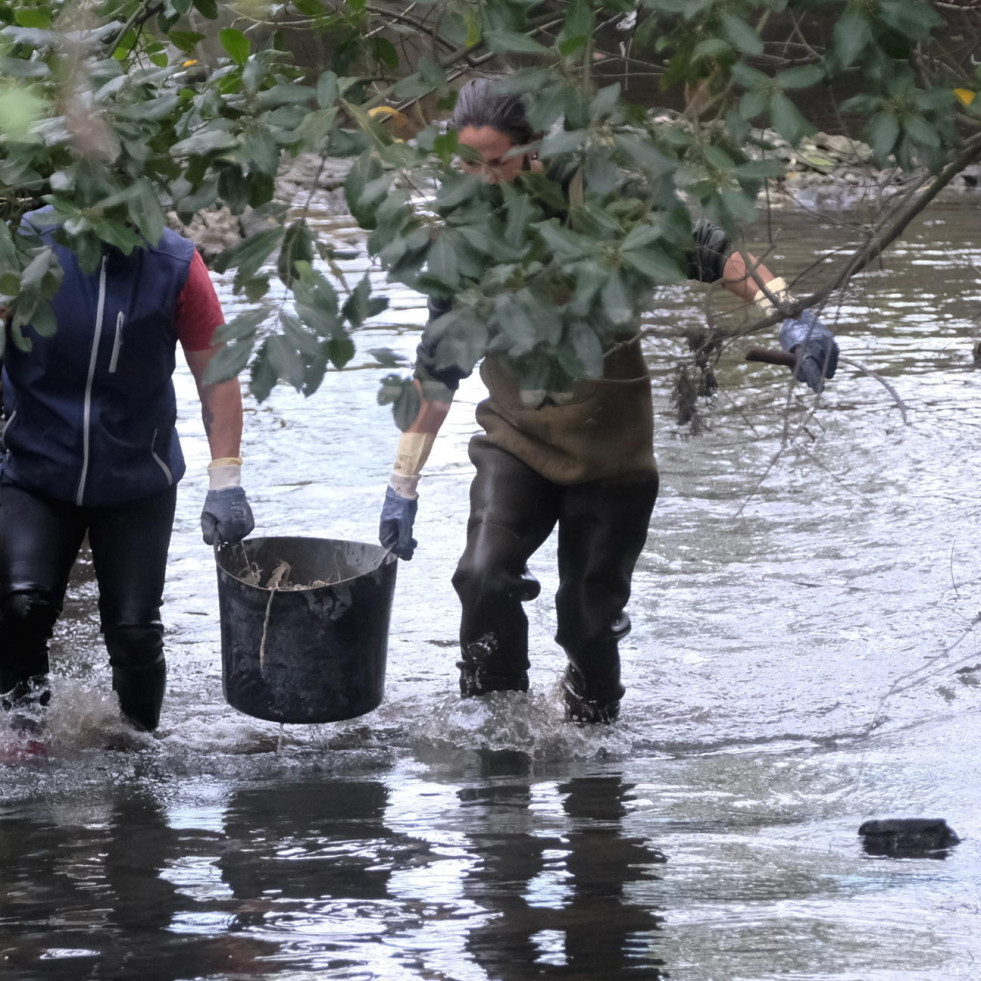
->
0, 207, 255, 736
379, 78, 839, 723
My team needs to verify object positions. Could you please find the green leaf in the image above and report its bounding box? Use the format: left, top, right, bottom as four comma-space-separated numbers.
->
248, 344, 277, 402
693, 38, 732, 62
534, 220, 595, 260
14, 8, 51, 28
614, 134, 674, 177
217, 165, 247, 214
430, 309, 488, 379
278, 220, 315, 286
19, 247, 56, 290
393, 379, 422, 432
171, 128, 239, 157
168, 31, 205, 53
436, 173, 481, 212
248, 173, 276, 208
739, 89, 770, 120
214, 226, 285, 280
439, 13, 469, 48
345, 150, 385, 228
703, 144, 736, 171
589, 83, 621, 121
134, 180, 165, 246
720, 13, 763, 56
503, 192, 540, 246
720, 186, 758, 224
833, 11, 871, 68
393, 73, 433, 101
562, 0, 594, 40
868, 112, 900, 163
378, 372, 409, 404
582, 150, 619, 195
494, 290, 561, 355
205, 337, 257, 385
904, 114, 940, 148
769, 92, 812, 144
342, 272, 388, 327
417, 56, 447, 90
372, 37, 399, 70
777, 64, 824, 90
22, 297, 56, 338
368, 347, 409, 368
600, 271, 633, 326
563, 317, 604, 378
732, 62, 771, 91
426, 232, 460, 290
540, 127, 587, 158
244, 128, 280, 175
214, 308, 268, 345
484, 29, 550, 56
316, 71, 339, 109
220, 28, 250, 63
621, 244, 684, 284
327, 337, 355, 370
192, 0, 219, 18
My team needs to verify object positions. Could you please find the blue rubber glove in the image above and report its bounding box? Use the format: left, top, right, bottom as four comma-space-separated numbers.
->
779, 311, 839, 393
201, 487, 255, 545
380, 485, 418, 560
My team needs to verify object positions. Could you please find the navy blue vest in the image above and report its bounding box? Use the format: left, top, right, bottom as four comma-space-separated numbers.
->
1, 212, 196, 506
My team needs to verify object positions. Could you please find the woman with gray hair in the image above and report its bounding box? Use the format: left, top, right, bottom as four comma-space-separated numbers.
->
379, 76, 838, 723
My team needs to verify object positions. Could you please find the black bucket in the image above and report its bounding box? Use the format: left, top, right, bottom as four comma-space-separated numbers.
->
215, 536, 397, 724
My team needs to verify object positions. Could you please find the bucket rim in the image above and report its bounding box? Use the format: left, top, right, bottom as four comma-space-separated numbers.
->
216, 535, 397, 592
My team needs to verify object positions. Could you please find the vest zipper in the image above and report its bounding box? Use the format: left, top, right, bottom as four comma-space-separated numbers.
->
76, 255, 108, 506
0, 408, 15, 442
151, 428, 174, 484
108, 311, 125, 373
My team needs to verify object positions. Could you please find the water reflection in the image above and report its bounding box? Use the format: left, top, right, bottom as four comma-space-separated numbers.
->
0, 789, 276, 980
458, 754, 667, 978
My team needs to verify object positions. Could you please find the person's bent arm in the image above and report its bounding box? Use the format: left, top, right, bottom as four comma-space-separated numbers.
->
186, 348, 245, 460
389, 383, 453, 499
185, 346, 255, 545
710, 237, 840, 394
381, 378, 455, 561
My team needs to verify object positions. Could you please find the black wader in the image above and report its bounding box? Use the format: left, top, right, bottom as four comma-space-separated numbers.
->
0, 483, 177, 731
452, 440, 658, 721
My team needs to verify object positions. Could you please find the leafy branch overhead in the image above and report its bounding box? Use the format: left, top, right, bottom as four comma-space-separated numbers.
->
0, 0, 978, 412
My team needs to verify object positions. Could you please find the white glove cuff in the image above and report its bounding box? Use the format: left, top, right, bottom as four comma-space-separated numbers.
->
208, 457, 242, 490
394, 432, 436, 478
753, 277, 792, 316
389, 472, 420, 500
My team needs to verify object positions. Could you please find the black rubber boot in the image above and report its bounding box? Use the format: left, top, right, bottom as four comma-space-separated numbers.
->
1, 591, 57, 734
0, 590, 56, 694
562, 664, 624, 725
457, 636, 529, 697
105, 625, 167, 732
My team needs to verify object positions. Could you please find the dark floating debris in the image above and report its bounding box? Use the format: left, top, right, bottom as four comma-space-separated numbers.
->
858, 818, 961, 859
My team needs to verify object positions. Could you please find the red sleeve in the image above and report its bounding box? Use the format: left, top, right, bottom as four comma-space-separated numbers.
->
175, 249, 226, 351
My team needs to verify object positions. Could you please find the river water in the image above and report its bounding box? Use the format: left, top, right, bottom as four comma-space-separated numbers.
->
2, 191, 981, 980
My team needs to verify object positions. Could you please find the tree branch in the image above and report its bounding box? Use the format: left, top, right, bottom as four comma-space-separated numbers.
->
735, 129, 981, 340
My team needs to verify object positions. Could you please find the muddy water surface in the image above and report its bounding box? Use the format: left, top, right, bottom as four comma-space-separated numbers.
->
2, 194, 981, 980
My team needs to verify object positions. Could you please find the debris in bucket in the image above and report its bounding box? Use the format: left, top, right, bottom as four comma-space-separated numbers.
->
242, 559, 336, 590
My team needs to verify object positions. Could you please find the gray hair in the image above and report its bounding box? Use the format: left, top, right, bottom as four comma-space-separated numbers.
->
450, 77, 541, 148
